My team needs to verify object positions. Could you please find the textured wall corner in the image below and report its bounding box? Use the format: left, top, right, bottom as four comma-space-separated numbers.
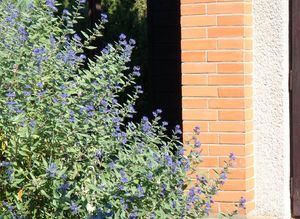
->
253, 0, 290, 218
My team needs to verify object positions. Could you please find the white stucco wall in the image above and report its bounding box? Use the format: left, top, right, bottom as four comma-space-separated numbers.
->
253, 0, 290, 218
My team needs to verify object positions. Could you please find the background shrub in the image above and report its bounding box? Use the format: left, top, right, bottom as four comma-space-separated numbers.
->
0, 1, 235, 218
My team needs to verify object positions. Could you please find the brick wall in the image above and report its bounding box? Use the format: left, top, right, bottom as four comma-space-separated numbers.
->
180, 0, 254, 214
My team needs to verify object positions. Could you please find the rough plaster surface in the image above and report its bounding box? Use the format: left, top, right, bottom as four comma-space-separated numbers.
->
253, 0, 290, 218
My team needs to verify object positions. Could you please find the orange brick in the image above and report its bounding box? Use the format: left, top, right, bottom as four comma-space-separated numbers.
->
219, 134, 245, 144
182, 51, 206, 62
183, 121, 209, 132
182, 74, 207, 85
225, 167, 254, 179
181, 16, 217, 27
182, 98, 208, 108
207, 3, 245, 14
245, 167, 254, 179
244, 39, 253, 50
245, 121, 253, 132
217, 39, 244, 50
218, 110, 245, 121
197, 157, 219, 167
245, 109, 253, 120
208, 51, 244, 62
210, 122, 245, 132
218, 63, 244, 73
219, 156, 254, 168
220, 179, 246, 191
244, 3, 253, 14
182, 0, 216, 3
219, 203, 246, 215
182, 86, 218, 97
214, 191, 246, 202
227, 168, 246, 179
181, 28, 206, 39
210, 202, 220, 214
209, 99, 245, 109
209, 145, 245, 156
217, 15, 245, 26
220, 201, 255, 215
246, 177, 255, 190
244, 27, 253, 37
244, 51, 253, 61
183, 109, 218, 120
218, 87, 245, 97
184, 133, 219, 144
208, 27, 244, 37
181, 4, 206, 15
181, 39, 216, 50
208, 75, 244, 85
185, 144, 210, 155
182, 63, 216, 73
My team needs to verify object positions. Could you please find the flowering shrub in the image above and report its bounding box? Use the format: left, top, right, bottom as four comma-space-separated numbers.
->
0, 0, 238, 218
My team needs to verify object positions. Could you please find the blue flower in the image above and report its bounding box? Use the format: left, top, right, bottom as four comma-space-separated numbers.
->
239, 197, 246, 209
229, 152, 236, 161
37, 82, 43, 88
46, 163, 57, 177
133, 66, 141, 76
33, 47, 47, 65
196, 175, 207, 184
164, 153, 173, 167
120, 198, 128, 210
29, 119, 36, 128
73, 34, 81, 41
18, 26, 28, 42
109, 161, 115, 169
80, 54, 86, 61
129, 39, 136, 46
60, 93, 68, 99
58, 182, 70, 193
62, 9, 70, 17
162, 121, 168, 126
204, 201, 211, 215
129, 207, 137, 219
193, 126, 200, 135
134, 85, 143, 94
147, 173, 153, 180
5, 4, 18, 24
174, 125, 182, 135
152, 109, 162, 117
6, 91, 16, 98
23, 90, 31, 96
120, 169, 129, 183
70, 201, 79, 215
50, 33, 56, 48
195, 140, 201, 148
101, 13, 108, 23
137, 184, 145, 198
161, 183, 167, 197
6, 101, 16, 107
69, 111, 75, 123
46, 0, 57, 12
95, 150, 102, 160
119, 33, 126, 41
141, 116, 151, 133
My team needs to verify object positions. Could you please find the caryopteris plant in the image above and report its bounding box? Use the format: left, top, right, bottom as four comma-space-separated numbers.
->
0, 0, 235, 218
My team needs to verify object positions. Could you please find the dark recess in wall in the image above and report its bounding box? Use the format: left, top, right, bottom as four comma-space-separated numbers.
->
147, 0, 182, 131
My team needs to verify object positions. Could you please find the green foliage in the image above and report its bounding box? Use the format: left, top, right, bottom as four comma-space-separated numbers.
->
0, 0, 236, 218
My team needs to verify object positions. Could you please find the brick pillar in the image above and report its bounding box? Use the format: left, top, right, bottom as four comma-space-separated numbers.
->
181, 0, 254, 215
